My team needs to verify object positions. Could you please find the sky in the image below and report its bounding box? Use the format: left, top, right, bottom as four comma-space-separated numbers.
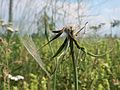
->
90, 0, 120, 20
67, 0, 120, 36
87, 0, 120, 35
0, 0, 120, 36
54, 0, 120, 36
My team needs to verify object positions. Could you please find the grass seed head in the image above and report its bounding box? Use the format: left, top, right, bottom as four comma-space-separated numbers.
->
0, 37, 4, 45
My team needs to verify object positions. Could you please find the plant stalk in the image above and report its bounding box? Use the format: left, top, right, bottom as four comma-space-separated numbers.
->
70, 35, 78, 90
8, 0, 13, 22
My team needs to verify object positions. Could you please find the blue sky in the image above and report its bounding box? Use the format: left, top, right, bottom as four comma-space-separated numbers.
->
1, 0, 119, 25
0, 0, 120, 35
55, 0, 120, 25
67, 0, 120, 36
88, 0, 120, 19
63, 0, 120, 36
89, 0, 120, 35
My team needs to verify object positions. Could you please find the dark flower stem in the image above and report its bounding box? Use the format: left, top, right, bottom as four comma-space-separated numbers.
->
70, 31, 78, 90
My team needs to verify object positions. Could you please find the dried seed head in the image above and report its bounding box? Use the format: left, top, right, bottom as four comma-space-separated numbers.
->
7, 48, 12, 53
0, 37, 4, 45
63, 24, 79, 38
3, 40, 8, 46
0, 38, 8, 46
3, 67, 10, 77
64, 24, 79, 31
13, 60, 23, 65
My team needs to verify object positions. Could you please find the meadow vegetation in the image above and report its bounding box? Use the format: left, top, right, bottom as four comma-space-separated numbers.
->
0, 0, 120, 90
0, 25, 120, 90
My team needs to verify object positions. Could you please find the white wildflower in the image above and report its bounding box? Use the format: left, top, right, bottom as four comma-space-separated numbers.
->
7, 27, 14, 32
16, 75, 24, 80
8, 74, 24, 81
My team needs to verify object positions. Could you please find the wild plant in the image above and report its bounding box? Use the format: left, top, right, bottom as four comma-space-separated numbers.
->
40, 23, 112, 90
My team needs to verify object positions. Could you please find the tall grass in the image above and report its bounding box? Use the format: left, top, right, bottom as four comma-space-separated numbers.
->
0, 0, 120, 90
0, 25, 120, 89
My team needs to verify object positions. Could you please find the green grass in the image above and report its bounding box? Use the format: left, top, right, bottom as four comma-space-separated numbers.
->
0, 33, 120, 90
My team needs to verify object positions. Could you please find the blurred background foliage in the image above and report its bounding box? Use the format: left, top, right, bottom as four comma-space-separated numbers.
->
0, 0, 120, 90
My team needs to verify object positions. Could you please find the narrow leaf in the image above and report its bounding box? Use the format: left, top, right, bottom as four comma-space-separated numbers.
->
80, 47, 113, 57
52, 29, 63, 33
68, 31, 81, 49
41, 32, 63, 48
86, 48, 113, 57
75, 22, 88, 36
70, 37, 74, 54
73, 39, 81, 49
52, 38, 68, 58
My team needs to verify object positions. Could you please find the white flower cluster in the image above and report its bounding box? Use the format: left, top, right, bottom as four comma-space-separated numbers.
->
0, 19, 18, 32
8, 74, 24, 81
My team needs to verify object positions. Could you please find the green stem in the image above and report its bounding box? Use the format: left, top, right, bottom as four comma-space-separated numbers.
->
70, 39, 78, 90
53, 69, 57, 90
44, 11, 57, 89
44, 11, 54, 54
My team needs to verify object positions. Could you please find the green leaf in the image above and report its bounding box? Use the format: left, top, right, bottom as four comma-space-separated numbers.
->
68, 31, 113, 58
52, 38, 68, 58
86, 51, 110, 57
80, 47, 113, 57
68, 31, 112, 57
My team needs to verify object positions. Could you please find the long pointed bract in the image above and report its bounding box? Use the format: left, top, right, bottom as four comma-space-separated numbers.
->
41, 32, 63, 48
52, 37, 68, 58
75, 22, 88, 36
52, 29, 63, 33
68, 31, 113, 57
